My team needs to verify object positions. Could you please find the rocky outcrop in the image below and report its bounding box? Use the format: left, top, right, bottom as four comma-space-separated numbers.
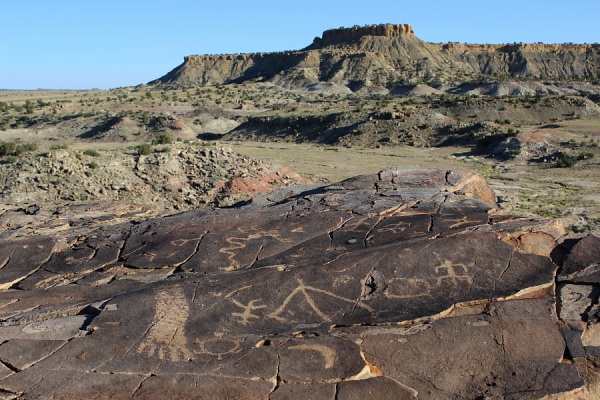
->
151, 24, 600, 89
0, 142, 311, 209
315, 24, 415, 46
0, 168, 598, 398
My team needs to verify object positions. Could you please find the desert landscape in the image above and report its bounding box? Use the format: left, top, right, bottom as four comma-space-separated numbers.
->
0, 23, 599, 399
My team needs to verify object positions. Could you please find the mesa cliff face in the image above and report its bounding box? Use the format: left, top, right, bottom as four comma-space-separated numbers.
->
151, 24, 600, 89
315, 23, 415, 46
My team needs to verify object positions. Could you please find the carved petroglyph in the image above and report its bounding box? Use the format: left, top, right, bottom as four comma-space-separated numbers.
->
193, 337, 242, 360
64, 253, 94, 265
219, 227, 292, 270
287, 344, 336, 369
141, 252, 157, 262
137, 286, 194, 362
171, 236, 204, 247
230, 299, 267, 326
443, 216, 476, 229
377, 221, 412, 234
435, 261, 474, 286
386, 261, 474, 299
267, 279, 374, 323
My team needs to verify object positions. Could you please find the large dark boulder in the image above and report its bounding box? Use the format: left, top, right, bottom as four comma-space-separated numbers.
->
0, 168, 597, 399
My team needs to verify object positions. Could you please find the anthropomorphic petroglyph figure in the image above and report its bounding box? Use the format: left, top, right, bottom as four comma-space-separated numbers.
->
267, 279, 374, 322
230, 298, 267, 325
137, 285, 194, 362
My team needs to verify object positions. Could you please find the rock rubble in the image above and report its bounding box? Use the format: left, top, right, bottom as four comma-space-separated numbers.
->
0, 142, 311, 210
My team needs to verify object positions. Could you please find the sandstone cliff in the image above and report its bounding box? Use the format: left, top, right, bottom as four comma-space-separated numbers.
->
151, 24, 600, 89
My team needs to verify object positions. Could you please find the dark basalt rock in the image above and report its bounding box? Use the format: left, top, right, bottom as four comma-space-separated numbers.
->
0, 168, 597, 399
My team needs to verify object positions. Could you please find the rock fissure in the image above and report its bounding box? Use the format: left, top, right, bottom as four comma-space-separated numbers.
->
246, 245, 265, 270
492, 248, 516, 299
0, 359, 19, 373
327, 216, 356, 243
363, 216, 384, 248
268, 350, 282, 399
0, 257, 11, 271
0, 303, 91, 327
173, 230, 209, 270
117, 224, 137, 261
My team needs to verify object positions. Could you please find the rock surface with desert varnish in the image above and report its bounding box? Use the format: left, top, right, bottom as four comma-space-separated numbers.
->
0, 168, 598, 399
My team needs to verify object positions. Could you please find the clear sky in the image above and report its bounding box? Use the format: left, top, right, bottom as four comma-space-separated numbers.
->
1, 0, 598, 90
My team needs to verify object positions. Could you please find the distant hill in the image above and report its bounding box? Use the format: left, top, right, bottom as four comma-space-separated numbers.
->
151, 24, 600, 90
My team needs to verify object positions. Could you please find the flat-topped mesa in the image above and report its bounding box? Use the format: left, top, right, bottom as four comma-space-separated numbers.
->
315, 24, 415, 47
439, 42, 600, 54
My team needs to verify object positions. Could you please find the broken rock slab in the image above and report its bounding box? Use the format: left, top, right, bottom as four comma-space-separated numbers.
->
0, 168, 597, 399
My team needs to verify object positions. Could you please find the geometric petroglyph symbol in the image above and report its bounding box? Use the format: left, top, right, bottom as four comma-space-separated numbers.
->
193, 337, 243, 360
267, 279, 374, 323
435, 260, 474, 286
136, 285, 194, 362
287, 344, 336, 369
219, 227, 292, 271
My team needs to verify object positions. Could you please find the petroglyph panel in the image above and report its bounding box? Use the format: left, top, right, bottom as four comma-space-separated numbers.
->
0, 168, 589, 398
188, 214, 347, 272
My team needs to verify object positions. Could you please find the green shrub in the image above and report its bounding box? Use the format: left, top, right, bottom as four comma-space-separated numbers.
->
0, 141, 16, 156
88, 161, 99, 169
556, 152, 578, 168
3, 155, 18, 164
13, 142, 38, 155
136, 143, 152, 155
20, 142, 38, 152
577, 152, 594, 161
50, 143, 69, 150
151, 134, 172, 145
83, 149, 100, 157
507, 148, 521, 156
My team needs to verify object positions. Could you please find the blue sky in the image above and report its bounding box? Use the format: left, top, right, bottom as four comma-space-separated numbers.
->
1, 1, 598, 90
